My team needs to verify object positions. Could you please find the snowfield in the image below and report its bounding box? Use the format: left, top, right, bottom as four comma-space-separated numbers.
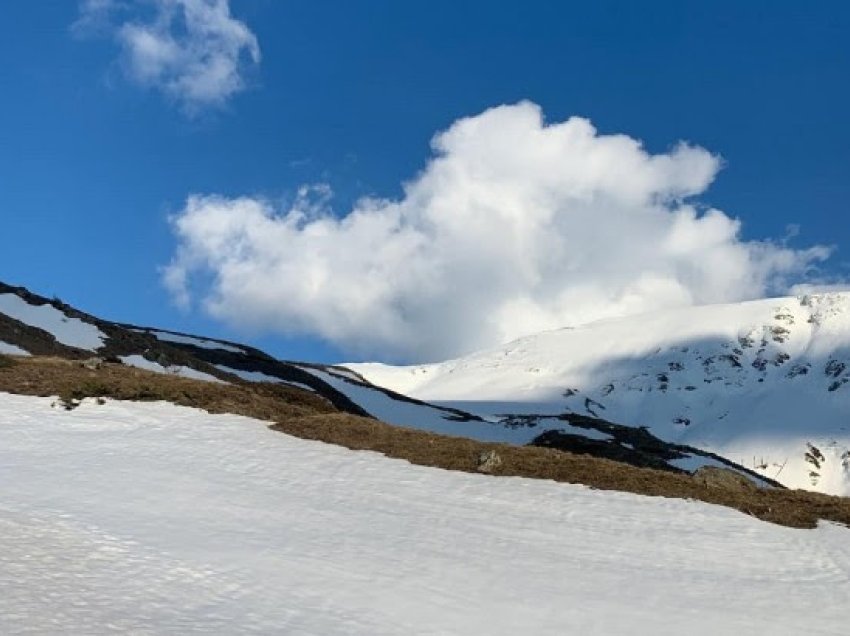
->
1, 392, 849, 634
348, 294, 850, 495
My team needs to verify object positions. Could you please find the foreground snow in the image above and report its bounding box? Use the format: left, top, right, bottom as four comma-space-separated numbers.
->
1, 393, 849, 634
349, 294, 850, 495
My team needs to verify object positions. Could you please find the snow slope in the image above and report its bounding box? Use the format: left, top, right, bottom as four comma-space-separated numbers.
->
0, 293, 106, 351
1, 392, 848, 634
348, 294, 850, 495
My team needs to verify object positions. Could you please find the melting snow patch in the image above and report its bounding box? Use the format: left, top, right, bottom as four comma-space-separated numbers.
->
119, 355, 224, 383
214, 365, 315, 392
0, 294, 106, 351
0, 341, 30, 356
148, 330, 245, 354
559, 422, 615, 441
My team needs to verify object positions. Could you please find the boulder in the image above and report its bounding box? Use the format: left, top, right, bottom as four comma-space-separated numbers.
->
476, 450, 503, 474
80, 357, 104, 370
694, 466, 757, 492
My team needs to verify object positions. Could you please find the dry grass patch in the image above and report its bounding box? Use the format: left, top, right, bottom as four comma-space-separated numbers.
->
271, 413, 850, 529
1, 356, 849, 530
0, 356, 333, 420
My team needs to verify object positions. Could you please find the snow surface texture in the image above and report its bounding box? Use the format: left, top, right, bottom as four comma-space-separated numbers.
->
348, 294, 850, 495
119, 355, 224, 383
146, 329, 246, 354
0, 293, 106, 351
1, 392, 849, 635
0, 341, 30, 356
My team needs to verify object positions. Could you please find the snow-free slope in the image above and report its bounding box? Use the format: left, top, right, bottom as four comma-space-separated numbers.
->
349, 293, 850, 495
2, 392, 848, 635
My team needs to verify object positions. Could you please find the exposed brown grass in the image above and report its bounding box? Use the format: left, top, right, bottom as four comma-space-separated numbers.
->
2, 355, 849, 530
272, 414, 850, 529
0, 356, 333, 420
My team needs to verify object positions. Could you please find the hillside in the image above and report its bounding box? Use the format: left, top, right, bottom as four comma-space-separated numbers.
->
0, 280, 775, 483
349, 294, 850, 495
3, 282, 850, 633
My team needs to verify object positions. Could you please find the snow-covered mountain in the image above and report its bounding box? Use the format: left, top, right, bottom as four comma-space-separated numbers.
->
0, 280, 777, 484
349, 294, 850, 495
5, 280, 850, 633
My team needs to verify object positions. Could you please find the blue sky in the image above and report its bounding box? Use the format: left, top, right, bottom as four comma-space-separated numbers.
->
1, 1, 848, 363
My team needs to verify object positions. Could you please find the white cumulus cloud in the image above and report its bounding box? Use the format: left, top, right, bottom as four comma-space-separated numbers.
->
74, 0, 260, 113
163, 102, 833, 361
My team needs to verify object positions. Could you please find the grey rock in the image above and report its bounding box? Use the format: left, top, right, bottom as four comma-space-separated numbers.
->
80, 357, 104, 370
693, 466, 756, 492
476, 450, 503, 474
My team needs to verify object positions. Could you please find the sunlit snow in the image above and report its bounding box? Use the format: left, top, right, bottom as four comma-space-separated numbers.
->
1, 392, 848, 634
0, 294, 106, 351
349, 294, 850, 495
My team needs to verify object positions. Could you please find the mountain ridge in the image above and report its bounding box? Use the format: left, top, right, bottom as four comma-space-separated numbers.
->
349, 293, 850, 495
0, 279, 779, 486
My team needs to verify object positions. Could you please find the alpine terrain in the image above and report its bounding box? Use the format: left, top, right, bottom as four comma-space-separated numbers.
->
351, 294, 850, 496
3, 280, 850, 633
0, 280, 782, 484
